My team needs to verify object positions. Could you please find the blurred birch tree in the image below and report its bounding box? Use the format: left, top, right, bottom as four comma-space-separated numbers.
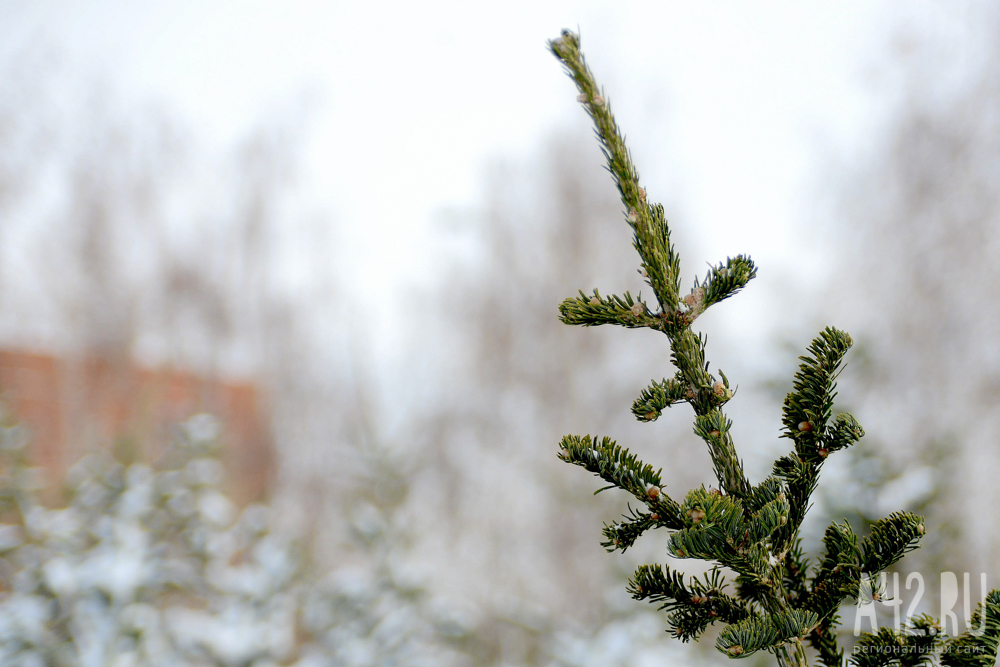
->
0, 44, 358, 521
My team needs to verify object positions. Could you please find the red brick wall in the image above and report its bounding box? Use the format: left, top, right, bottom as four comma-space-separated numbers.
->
0, 350, 273, 505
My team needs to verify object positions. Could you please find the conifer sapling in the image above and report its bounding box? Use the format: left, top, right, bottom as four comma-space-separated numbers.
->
548, 29, 1000, 667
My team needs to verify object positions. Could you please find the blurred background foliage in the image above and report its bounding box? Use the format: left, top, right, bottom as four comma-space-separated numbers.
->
0, 3, 998, 665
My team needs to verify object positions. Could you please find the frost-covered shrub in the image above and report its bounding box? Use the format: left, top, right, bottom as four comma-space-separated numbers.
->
0, 411, 696, 667
0, 414, 302, 667
0, 415, 496, 667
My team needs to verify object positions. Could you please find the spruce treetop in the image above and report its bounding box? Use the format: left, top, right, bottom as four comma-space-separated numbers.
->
548, 29, 999, 667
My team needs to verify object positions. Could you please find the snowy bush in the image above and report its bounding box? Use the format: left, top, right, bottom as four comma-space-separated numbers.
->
0, 414, 302, 666
0, 414, 491, 667
0, 412, 690, 667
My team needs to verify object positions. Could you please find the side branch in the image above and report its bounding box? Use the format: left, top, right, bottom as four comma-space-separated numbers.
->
687, 255, 758, 321
940, 590, 1000, 666
602, 505, 684, 552
630, 564, 752, 641
557, 434, 680, 514
772, 328, 860, 552
559, 290, 661, 329
632, 375, 689, 421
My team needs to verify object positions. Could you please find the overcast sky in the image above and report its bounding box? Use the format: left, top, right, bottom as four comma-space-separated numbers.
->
0, 1, 975, 361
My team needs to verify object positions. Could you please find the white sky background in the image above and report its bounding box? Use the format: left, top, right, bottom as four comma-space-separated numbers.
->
0, 1, 970, 374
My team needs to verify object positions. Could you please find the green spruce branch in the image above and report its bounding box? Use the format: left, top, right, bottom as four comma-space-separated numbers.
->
547, 29, 998, 667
